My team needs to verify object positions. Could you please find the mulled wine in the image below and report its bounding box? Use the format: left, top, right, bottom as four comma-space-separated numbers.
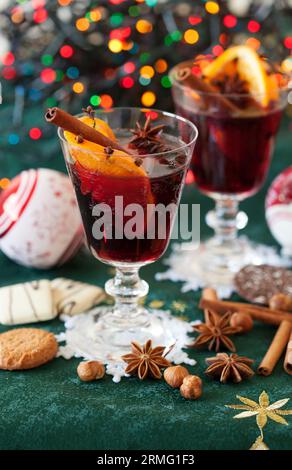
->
68, 153, 187, 264
176, 104, 282, 197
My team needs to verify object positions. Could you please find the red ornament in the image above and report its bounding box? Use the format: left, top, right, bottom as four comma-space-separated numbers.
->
266, 167, 292, 257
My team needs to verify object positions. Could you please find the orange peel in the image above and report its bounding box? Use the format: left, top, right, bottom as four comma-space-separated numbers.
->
203, 46, 278, 107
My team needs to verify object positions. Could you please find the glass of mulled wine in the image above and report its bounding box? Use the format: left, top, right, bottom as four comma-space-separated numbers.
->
58, 107, 197, 344
170, 49, 288, 285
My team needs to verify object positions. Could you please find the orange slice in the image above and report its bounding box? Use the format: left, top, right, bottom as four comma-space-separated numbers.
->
203, 46, 276, 107
72, 147, 147, 178
64, 116, 147, 178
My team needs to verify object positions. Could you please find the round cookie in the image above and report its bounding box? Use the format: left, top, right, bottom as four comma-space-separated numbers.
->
234, 264, 292, 304
0, 328, 58, 370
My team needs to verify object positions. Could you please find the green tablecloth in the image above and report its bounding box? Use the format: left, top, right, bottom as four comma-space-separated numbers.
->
0, 109, 291, 450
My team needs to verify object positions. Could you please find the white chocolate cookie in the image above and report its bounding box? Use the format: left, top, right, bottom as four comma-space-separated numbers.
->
0, 280, 57, 325
51, 277, 105, 316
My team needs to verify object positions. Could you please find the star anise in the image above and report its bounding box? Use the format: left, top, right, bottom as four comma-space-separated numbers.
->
122, 339, 171, 380
212, 72, 249, 95
205, 353, 254, 383
191, 309, 240, 352
129, 116, 169, 154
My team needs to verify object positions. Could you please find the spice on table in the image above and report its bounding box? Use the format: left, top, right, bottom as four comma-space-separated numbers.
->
121, 339, 171, 380
258, 320, 291, 376
199, 297, 292, 326
191, 309, 240, 352
230, 311, 254, 333
205, 353, 254, 383
284, 330, 292, 375
269, 293, 292, 312
77, 360, 105, 382
164, 365, 189, 388
180, 375, 202, 400
201, 287, 218, 322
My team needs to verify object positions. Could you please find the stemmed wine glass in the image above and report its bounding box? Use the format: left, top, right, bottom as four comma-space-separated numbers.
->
58, 107, 197, 346
170, 59, 288, 287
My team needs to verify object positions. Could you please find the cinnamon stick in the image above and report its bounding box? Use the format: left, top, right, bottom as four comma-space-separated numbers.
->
199, 298, 292, 326
258, 321, 291, 376
45, 107, 131, 154
174, 65, 239, 113
202, 288, 218, 322
284, 331, 292, 375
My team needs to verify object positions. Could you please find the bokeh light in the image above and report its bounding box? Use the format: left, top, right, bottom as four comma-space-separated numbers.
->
58, 0, 72, 5
121, 77, 134, 88
108, 39, 123, 53
284, 37, 292, 49
76, 18, 90, 32
2, 52, 15, 66
2, 67, 17, 80
60, 45, 74, 59
0, 178, 11, 190
100, 94, 113, 109
90, 9, 102, 22
40, 68, 56, 83
246, 37, 261, 50
155, 59, 168, 73
11, 8, 24, 24
281, 57, 292, 73
140, 65, 155, 79
29, 128, 42, 140
33, 8, 48, 24
136, 19, 153, 34
141, 91, 156, 107
90, 95, 101, 106
223, 15, 237, 28
8, 134, 20, 145
205, 2, 220, 15
248, 20, 260, 33
72, 82, 84, 94
124, 61, 135, 73
212, 45, 223, 56
184, 29, 199, 44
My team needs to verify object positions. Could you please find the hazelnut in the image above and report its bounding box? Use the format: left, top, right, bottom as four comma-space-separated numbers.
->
164, 365, 189, 388
269, 293, 292, 312
230, 311, 253, 333
77, 360, 105, 382
180, 375, 202, 400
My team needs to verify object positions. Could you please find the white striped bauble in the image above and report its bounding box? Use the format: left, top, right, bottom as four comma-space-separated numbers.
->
0, 168, 84, 268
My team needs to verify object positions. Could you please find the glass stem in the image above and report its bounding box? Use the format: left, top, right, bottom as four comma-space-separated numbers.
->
212, 198, 239, 245
105, 267, 149, 327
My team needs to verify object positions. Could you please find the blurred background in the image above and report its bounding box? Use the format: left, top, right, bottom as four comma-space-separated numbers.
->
0, 0, 291, 181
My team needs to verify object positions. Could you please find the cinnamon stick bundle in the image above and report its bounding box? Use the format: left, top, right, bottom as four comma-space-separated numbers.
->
199, 298, 292, 326
284, 331, 292, 375
45, 107, 131, 154
258, 321, 291, 376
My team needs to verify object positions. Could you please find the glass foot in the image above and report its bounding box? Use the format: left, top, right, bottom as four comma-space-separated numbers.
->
57, 307, 196, 382
98, 306, 158, 348
193, 236, 264, 288
157, 236, 287, 297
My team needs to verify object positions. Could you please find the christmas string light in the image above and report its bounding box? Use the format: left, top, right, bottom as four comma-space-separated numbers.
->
0, 0, 290, 150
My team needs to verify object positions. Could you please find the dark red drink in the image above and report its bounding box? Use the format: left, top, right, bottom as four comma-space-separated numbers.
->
68, 154, 187, 264
176, 105, 282, 196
